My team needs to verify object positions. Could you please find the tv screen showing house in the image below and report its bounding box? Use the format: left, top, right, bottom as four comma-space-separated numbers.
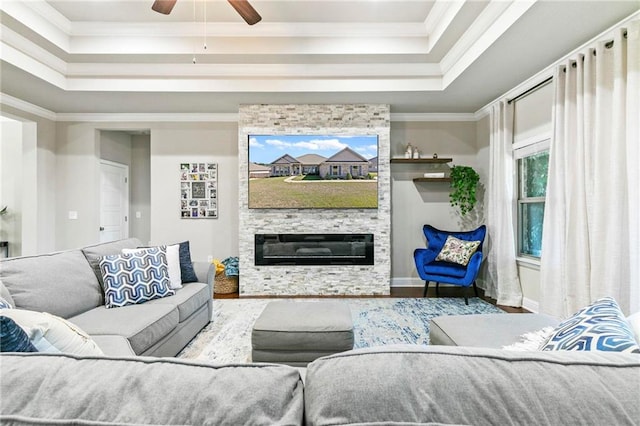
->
248, 134, 379, 209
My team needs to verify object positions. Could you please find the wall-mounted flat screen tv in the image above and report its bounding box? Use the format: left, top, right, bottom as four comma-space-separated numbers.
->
249, 134, 379, 209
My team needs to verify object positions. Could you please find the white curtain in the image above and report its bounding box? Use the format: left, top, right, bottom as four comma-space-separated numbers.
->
483, 100, 523, 307
540, 20, 640, 317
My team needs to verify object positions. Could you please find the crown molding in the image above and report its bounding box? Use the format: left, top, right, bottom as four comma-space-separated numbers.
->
0, 0, 70, 51
474, 9, 640, 117
71, 21, 429, 38
1, 93, 483, 124
0, 93, 57, 121
441, 0, 537, 89
390, 113, 477, 122
424, 0, 466, 52
55, 113, 239, 123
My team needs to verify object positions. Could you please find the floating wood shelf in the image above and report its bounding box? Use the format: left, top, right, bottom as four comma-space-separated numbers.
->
390, 158, 453, 164
413, 177, 451, 183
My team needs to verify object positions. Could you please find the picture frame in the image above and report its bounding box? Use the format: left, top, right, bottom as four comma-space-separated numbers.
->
180, 162, 218, 219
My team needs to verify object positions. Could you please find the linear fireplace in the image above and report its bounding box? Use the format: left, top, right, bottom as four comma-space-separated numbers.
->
255, 233, 374, 266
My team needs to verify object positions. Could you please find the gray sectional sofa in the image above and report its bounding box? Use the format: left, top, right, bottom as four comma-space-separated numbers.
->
0, 238, 213, 357
2, 345, 639, 425
2, 242, 639, 425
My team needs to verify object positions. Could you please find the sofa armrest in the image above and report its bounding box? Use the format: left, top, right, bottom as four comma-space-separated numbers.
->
191, 261, 215, 298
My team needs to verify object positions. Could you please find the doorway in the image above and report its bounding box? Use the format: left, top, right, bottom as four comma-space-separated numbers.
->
100, 160, 129, 243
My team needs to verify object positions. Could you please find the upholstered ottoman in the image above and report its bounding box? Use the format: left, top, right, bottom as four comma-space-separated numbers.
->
252, 301, 354, 366
429, 313, 560, 348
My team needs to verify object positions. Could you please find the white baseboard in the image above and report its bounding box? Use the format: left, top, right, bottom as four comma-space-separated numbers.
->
390, 278, 424, 287
391, 278, 457, 288
522, 297, 539, 313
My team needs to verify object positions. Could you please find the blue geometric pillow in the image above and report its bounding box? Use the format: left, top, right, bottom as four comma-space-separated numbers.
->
0, 296, 12, 309
99, 246, 174, 309
541, 297, 640, 353
1, 316, 38, 352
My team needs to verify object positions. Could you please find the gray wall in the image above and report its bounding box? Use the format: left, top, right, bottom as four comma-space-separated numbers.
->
131, 134, 151, 245
51, 121, 238, 263
390, 120, 483, 285
149, 122, 238, 262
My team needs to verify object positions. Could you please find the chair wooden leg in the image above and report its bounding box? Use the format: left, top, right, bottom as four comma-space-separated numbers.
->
423, 281, 430, 298
435, 282, 440, 297
464, 289, 469, 305
473, 281, 479, 297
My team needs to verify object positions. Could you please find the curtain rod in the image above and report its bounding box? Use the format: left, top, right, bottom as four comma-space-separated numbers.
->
507, 76, 553, 105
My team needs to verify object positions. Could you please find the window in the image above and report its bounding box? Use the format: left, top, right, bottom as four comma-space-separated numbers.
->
515, 140, 549, 259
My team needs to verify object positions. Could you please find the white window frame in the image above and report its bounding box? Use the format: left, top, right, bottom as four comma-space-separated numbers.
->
513, 134, 550, 266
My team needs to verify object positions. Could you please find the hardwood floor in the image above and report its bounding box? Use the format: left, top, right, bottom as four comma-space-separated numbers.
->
214, 286, 529, 313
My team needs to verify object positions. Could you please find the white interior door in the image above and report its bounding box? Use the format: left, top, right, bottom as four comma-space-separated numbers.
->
100, 161, 129, 243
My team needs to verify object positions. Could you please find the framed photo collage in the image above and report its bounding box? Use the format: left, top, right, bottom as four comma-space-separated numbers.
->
180, 162, 218, 219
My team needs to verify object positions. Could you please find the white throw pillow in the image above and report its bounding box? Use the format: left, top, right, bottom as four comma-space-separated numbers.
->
627, 311, 640, 343
1, 308, 103, 355
123, 244, 182, 289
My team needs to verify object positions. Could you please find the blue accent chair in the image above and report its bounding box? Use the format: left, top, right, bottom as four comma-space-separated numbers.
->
413, 224, 486, 305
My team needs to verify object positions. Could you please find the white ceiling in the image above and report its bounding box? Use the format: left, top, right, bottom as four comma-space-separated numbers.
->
1, 0, 638, 116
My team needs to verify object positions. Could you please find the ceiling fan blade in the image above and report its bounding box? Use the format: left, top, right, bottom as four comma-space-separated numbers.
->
152, 0, 177, 15
228, 0, 262, 25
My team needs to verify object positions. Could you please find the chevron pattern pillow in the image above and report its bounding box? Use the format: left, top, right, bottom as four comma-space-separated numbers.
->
540, 297, 640, 353
99, 246, 174, 309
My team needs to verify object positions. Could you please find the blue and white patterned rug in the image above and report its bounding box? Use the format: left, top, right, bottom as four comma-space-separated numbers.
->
177, 297, 504, 364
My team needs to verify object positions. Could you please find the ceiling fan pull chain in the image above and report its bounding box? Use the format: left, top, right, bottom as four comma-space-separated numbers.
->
203, 0, 207, 50
192, 0, 197, 64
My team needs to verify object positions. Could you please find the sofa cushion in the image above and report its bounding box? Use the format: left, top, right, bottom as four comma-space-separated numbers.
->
90, 335, 135, 356
304, 345, 640, 426
429, 313, 560, 347
99, 247, 174, 308
0, 316, 37, 352
1, 250, 103, 318
81, 238, 142, 288
147, 282, 210, 322
2, 309, 103, 355
0, 353, 304, 426
541, 297, 640, 353
68, 303, 178, 354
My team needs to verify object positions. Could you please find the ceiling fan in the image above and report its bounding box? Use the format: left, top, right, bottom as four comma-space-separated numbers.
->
152, 0, 262, 25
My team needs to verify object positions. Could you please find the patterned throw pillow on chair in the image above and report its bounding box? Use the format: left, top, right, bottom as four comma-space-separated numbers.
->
540, 297, 640, 353
99, 246, 174, 309
435, 235, 481, 266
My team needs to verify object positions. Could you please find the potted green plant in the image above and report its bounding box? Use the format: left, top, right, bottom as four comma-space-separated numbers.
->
449, 166, 480, 216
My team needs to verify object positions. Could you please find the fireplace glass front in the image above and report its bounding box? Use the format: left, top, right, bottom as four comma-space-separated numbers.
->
255, 233, 374, 266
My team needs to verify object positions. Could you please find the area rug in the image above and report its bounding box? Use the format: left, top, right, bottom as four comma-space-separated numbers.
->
177, 297, 504, 364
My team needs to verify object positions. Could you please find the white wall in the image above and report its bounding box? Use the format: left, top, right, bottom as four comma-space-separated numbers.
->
390, 121, 483, 285
150, 122, 238, 262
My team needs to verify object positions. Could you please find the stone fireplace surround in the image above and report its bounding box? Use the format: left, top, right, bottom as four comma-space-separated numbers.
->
238, 104, 391, 296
